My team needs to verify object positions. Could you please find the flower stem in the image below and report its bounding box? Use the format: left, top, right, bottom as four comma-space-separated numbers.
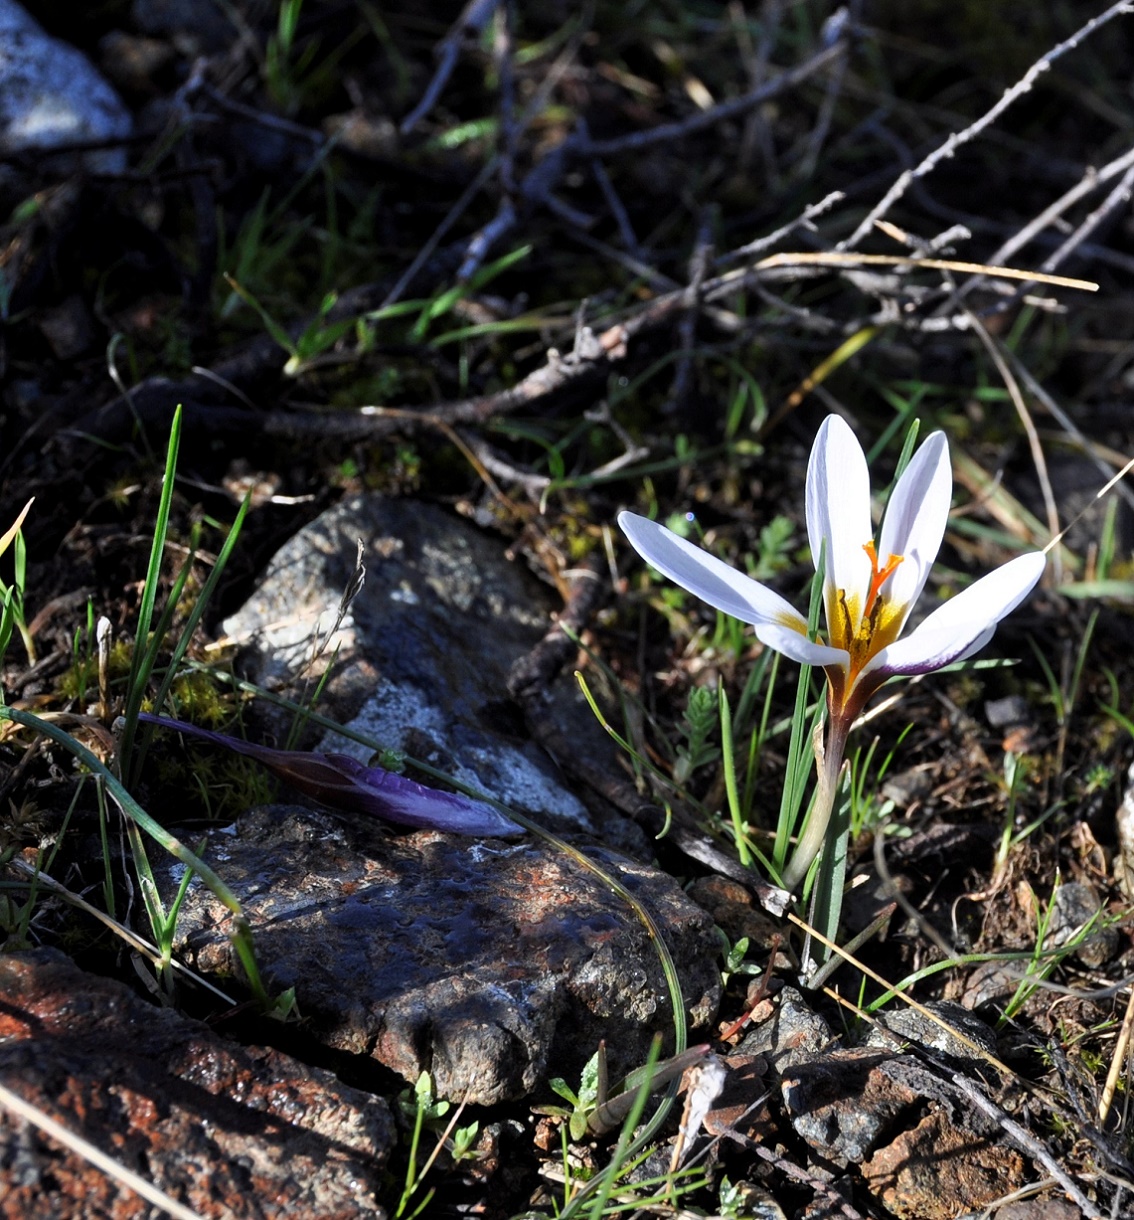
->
780, 710, 851, 891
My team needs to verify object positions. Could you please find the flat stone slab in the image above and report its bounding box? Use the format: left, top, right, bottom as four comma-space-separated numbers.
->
0, 949, 394, 1219
159, 805, 721, 1106
221, 493, 605, 833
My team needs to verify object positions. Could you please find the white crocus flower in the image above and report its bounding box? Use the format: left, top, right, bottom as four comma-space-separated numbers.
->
619, 414, 1045, 890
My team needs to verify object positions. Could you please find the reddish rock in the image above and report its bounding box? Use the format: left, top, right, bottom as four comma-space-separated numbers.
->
0, 950, 393, 1219
158, 807, 720, 1107
861, 1107, 1025, 1219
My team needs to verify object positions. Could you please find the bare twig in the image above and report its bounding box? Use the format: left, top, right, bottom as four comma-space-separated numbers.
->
400, 0, 502, 135
968, 313, 1062, 583
1099, 984, 1134, 1125
1037, 157, 1134, 278
495, 0, 518, 190
841, 1, 1134, 250
580, 41, 845, 159
381, 155, 500, 309
984, 142, 1134, 274
1001, 346, 1134, 514
664, 210, 716, 417
794, 6, 853, 180
590, 148, 640, 255
458, 432, 550, 501
949, 1075, 1104, 1219
729, 0, 785, 182
717, 190, 845, 266
438, 17, 589, 286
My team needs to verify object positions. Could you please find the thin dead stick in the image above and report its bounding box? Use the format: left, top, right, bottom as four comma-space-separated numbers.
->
0, 1082, 207, 1220
787, 910, 1015, 1076
590, 144, 640, 254
841, 1, 1134, 251
968, 313, 1063, 584
984, 142, 1134, 276
717, 190, 845, 265
794, 9, 850, 181
495, 0, 517, 188
447, 31, 836, 281
380, 154, 500, 310
460, 431, 550, 501
1001, 346, 1134, 514
1098, 984, 1134, 1125
955, 151, 1134, 321
439, 18, 589, 286
664, 210, 715, 415
730, 0, 786, 184
581, 41, 845, 158
1039, 158, 1134, 278
329, 252, 1093, 444
950, 1075, 1104, 1219
6, 859, 236, 1005
754, 250, 1097, 293
400, 0, 502, 135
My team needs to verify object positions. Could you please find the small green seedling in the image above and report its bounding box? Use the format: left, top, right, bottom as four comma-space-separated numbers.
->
673, 684, 720, 785
718, 934, 762, 990
394, 1070, 480, 1218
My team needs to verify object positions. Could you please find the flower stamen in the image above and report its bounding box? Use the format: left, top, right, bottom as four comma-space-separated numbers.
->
862, 540, 903, 618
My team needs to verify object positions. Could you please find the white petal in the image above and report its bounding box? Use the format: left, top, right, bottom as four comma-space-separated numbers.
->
753, 623, 848, 669
865, 623, 993, 678
619, 512, 807, 631
865, 552, 1045, 677
806, 415, 872, 614
877, 430, 951, 614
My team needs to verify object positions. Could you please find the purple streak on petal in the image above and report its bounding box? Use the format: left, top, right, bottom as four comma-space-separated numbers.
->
861, 551, 1046, 681
139, 713, 522, 837
865, 623, 998, 680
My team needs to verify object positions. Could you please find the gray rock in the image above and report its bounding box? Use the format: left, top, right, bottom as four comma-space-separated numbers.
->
781, 1049, 914, 1164
735, 985, 834, 1076
221, 494, 599, 834
862, 1099, 1025, 1219
157, 804, 720, 1106
861, 1000, 998, 1063
0, 1, 132, 172
1047, 881, 1117, 968
0, 949, 393, 1220
985, 694, 1031, 729
782, 1050, 990, 1168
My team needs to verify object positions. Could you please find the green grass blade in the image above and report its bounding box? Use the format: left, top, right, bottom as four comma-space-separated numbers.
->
718, 684, 750, 866
0, 705, 269, 1007
118, 406, 183, 777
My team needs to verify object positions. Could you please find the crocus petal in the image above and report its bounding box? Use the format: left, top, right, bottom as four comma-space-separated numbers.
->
877, 430, 951, 616
862, 551, 1045, 678
806, 415, 872, 608
619, 511, 808, 633
139, 713, 521, 837
752, 623, 849, 670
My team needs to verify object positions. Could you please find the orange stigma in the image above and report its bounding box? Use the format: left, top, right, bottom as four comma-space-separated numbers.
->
862, 541, 903, 617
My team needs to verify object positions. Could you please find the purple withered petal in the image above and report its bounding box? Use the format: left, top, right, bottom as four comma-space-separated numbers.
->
139, 713, 522, 837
